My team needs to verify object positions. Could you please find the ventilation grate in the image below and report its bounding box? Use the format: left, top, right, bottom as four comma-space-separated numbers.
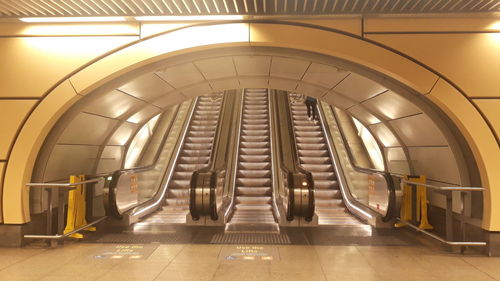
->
210, 233, 291, 244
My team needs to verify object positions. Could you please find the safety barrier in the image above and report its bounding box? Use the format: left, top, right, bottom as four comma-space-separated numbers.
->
24, 176, 107, 247
394, 175, 486, 252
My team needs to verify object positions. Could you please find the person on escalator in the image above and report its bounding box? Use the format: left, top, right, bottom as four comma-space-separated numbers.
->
305, 96, 318, 121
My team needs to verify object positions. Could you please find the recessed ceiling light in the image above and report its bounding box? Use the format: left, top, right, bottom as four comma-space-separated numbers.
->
20, 17, 126, 23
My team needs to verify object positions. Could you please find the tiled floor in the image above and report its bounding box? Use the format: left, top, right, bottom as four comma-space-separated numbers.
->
0, 242, 499, 281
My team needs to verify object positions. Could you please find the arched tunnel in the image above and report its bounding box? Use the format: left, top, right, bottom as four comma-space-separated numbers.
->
28, 45, 483, 234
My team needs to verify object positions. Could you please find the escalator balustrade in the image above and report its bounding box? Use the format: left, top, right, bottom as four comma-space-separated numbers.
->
288, 93, 362, 225
156, 94, 224, 223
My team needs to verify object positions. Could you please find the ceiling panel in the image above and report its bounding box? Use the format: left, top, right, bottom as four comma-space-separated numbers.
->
108, 122, 138, 145
370, 123, 399, 147
363, 90, 421, 120
302, 63, 349, 89
239, 78, 268, 88
126, 105, 161, 124
295, 82, 328, 98
180, 82, 213, 98
84, 90, 144, 119
348, 106, 381, 125
59, 112, 118, 145
323, 92, 356, 109
270, 57, 309, 80
233, 56, 271, 76
390, 113, 448, 146
153, 91, 186, 108
333, 73, 387, 102
209, 79, 240, 91
194, 57, 236, 80
156, 63, 205, 88
1, 0, 495, 17
269, 78, 298, 92
118, 73, 173, 102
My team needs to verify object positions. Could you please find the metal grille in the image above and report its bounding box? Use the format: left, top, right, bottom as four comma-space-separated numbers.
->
210, 233, 291, 244
0, 0, 497, 17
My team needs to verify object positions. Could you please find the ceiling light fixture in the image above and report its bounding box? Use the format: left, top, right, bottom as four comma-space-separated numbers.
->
134, 15, 244, 21
20, 17, 126, 23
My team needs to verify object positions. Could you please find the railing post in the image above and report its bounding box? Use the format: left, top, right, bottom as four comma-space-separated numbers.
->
445, 192, 454, 242
45, 188, 55, 247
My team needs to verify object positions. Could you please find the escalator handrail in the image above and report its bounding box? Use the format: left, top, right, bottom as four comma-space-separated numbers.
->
224, 89, 245, 221
318, 103, 397, 222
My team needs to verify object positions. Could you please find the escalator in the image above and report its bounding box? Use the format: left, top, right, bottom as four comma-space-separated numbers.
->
288, 93, 363, 225
149, 94, 224, 223
225, 89, 279, 233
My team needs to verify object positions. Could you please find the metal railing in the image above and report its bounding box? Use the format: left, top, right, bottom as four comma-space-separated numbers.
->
24, 177, 107, 246
394, 176, 487, 250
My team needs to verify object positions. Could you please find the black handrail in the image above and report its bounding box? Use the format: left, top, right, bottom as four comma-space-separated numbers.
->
325, 104, 397, 222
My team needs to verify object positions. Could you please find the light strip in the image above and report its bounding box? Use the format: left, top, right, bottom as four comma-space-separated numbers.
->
134, 15, 244, 21
20, 16, 126, 22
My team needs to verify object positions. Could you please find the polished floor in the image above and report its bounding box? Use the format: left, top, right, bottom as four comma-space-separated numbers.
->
1, 241, 499, 281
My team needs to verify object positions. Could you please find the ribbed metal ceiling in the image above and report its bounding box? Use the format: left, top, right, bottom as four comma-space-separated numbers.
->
0, 0, 498, 17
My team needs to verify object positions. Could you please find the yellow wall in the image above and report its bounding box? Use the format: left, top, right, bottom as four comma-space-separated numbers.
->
0, 17, 499, 230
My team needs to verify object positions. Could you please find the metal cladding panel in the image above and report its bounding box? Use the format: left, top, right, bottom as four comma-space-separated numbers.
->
363, 90, 422, 120
333, 73, 387, 102
385, 147, 410, 175
390, 113, 448, 146
118, 73, 173, 102
302, 63, 349, 89
126, 105, 161, 124
96, 146, 124, 174
233, 56, 271, 76
156, 63, 205, 88
370, 123, 399, 147
84, 90, 144, 119
348, 105, 381, 125
408, 146, 461, 185
0, 0, 496, 17
44, 144, 99, 182
59, 112, 118, 145
270, 57, 309, 80
194, 57, 237, 80
108, 122, 138, 145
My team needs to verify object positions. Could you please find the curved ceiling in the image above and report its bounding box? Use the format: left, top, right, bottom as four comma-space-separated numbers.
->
0, 0, 497, 17
33, 46, 473, 192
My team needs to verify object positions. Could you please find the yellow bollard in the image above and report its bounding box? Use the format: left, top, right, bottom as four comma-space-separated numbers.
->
64, 175, 96, 238
416, 176, 433, 230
